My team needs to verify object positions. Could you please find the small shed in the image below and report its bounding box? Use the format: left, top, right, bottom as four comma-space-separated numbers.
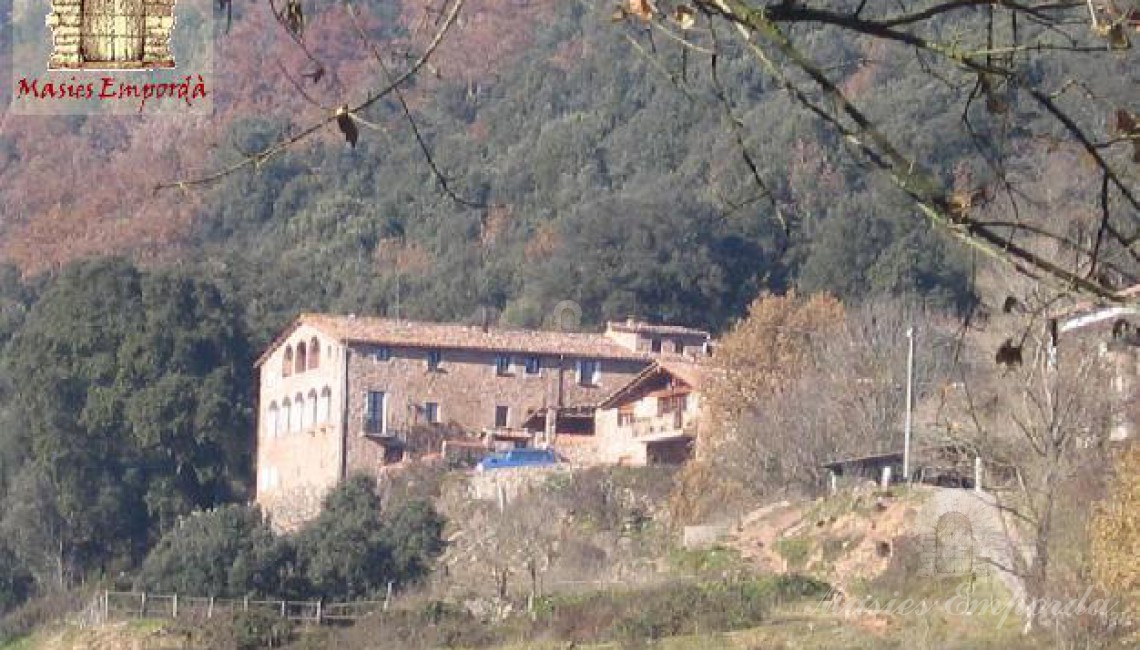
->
822, 444, 982, 492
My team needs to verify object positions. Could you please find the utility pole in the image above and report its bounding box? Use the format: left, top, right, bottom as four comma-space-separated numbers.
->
904, 326, 915, 483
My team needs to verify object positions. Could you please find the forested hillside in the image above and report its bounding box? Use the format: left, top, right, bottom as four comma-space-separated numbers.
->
0, 0, 1135, 627
0, 1, 1007, 341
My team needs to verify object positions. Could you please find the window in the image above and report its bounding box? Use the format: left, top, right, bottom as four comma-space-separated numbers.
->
651, 338, 662, 353
309, 337, 321, 369
319, 387, 332, 423
267, 402, 279, 438
374, 346, 392, 362
673, 339, 684, 354
577, 359, 600, 386
259, 466, 278, 491
282, 399, 292, 433
295, 393, 306, 431
282, 346, 293, 377
308, 389, 318, 428
495, 405, 509, 428
617, 404, 634, 427
424, 402, 440, 424
658, 394, 688, 415
524, 356, 541, 375
295, 342, 307, 374
427, 350, 442, 371
364, 391, 386, 434
494, 354, 511, 375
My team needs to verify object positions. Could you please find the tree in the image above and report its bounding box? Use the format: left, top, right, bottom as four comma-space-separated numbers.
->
0, 258, 254, 578
676, 291, 845, 517
0, 467, 68, 592
293, 474, 445, 600
938, 322, 1118, 629
1090, 442, 1140, 633
137, 505, 292, 598
168, 0, 1136, 308
678, 295, 957, 517
379, 499, 446, 585
0, 544, 33, 615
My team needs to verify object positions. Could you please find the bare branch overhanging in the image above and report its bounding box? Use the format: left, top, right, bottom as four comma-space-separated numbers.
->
684, 0, 1137, 303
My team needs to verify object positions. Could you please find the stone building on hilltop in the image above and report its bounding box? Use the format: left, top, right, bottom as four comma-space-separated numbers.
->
253, 313, 710, 527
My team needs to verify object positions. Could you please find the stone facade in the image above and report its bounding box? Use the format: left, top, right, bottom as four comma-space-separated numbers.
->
252, 314, 711, 528
47, 0, 175, 69
254, 323, 348, 529
341, 344, 649, 478
593, 361, 704, 466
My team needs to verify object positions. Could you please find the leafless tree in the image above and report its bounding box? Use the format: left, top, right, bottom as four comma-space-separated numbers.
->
707, 298, 958, 500
936, 321, 1119, 628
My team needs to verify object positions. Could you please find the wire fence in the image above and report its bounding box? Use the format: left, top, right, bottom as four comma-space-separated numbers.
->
82, 590, 393, 627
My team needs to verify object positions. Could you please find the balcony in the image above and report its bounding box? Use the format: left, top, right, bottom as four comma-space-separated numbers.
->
628, 412, 696, 442
361, 418, 403, 444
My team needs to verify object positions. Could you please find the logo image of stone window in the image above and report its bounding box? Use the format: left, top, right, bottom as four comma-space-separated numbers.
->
47, 0, 175, 69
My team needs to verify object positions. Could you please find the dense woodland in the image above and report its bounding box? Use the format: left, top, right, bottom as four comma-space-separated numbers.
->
0, 0, 1135, 634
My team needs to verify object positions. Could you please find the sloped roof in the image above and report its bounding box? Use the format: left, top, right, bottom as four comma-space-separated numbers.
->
255, 313, 651, 367
598, 358, 707, 409
605, 320, 711, 338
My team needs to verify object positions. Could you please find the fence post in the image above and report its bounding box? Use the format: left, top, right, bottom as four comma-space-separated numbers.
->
243, 596, 249, 612
315, 599, 322, 625
384, 581, 393, 612
140, 592, 147, 618
280, 600, 286, 618
172, 593, 178, 619
207, 596, 214, 619
102, 590, 109, 623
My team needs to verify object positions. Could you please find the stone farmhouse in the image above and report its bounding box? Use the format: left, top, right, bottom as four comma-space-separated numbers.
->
253, 313, 711, 527
592, 360, 705, 466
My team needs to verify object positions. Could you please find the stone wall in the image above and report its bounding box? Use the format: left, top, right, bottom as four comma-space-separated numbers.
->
254, 325, 347, 527
342, 345, 648, 477
467, 465, 569, 503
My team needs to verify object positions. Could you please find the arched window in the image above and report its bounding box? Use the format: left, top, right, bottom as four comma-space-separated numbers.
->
283, 346, 293, 377
309, 337, 321, 370
308, 389, 319, 427
282, 399, 292, 434
296, 342, 308, 374
267, 402, 279, 438
320, 386, 332, 423
295, 393, 306, 431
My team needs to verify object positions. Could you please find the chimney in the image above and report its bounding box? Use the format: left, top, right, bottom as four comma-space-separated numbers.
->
626, 315, 637, 327
481, 307, 491, 333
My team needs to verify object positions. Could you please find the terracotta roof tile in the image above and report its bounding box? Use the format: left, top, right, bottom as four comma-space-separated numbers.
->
598, 357, 710, 409
605, 320, 711, 337
254, 314, 652, 366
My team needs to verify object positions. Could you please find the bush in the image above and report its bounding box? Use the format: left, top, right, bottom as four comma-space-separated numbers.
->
175, 610, 296, 650
294, 475, 446, 601
0, 545, 33, 614
136, 476, 446, 603
542, 466, 676, 532
0, 590, 84, 644
774, 536, 812, 570
137, 504, 292, 598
